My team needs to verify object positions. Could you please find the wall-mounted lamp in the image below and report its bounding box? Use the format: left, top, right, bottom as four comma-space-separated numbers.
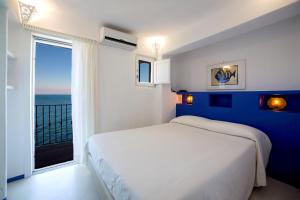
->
18, 1, 36, 24
176, 94, 183, 104
186, 94, 193, 105
267, 97, 287, 111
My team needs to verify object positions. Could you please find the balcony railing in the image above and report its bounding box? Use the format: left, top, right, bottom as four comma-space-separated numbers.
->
35, 104, 73, 168
35, 104, 73, 146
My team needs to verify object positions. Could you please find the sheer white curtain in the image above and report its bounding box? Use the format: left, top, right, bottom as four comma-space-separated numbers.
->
72, 39, 98, 163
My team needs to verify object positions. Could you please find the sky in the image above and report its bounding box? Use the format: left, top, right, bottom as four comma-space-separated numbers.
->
139, 62, 151, 82
35, 42, 72, 95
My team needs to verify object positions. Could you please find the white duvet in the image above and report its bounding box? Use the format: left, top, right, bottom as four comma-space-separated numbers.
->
87, 116, 271, 200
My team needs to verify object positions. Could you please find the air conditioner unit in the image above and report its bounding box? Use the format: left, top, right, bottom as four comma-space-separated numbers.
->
100, 27, 138, 51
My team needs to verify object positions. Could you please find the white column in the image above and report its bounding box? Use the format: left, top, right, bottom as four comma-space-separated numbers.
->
0, 4, 8, 200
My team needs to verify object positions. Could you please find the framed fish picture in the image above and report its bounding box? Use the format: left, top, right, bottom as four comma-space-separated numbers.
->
207, 60, 246, 90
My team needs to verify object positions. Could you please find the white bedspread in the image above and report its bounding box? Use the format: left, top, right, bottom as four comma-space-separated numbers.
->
87, 116, 271, 200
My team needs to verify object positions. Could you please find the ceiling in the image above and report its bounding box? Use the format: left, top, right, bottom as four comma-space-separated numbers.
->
66, 0, 230, 36
10, 0, 229, 35
7, 0, 300, 55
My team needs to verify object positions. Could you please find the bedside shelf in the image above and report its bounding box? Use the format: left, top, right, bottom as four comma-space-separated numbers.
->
259, 94, 300, 113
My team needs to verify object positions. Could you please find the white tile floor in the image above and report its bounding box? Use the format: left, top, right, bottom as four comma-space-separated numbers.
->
8, 164, 101, 200
8, 164, 300, 200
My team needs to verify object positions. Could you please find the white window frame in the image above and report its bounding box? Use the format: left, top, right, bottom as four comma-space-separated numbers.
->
135, 54, 155, 87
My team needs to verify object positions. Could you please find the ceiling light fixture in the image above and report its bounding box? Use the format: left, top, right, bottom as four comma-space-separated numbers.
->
146, 36, 166, 59
18, 1, 36, 24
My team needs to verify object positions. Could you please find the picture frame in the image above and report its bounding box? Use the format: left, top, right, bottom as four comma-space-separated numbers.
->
207, 60, 246, 90
135, 54, 155, 87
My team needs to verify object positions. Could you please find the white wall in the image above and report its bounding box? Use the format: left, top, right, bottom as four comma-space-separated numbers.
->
96, 45, 171, 133
171, 15, 300, 91
6, 20, 32, 179
0, 4, 7, 199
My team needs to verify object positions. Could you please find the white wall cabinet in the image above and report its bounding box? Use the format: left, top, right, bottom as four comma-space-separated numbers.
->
154, 58, 170, 84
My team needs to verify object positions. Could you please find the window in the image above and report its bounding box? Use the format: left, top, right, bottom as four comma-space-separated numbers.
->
139, 60, 151, 83
136, 55, 155, 87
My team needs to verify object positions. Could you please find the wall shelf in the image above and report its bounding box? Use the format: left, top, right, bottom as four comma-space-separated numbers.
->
6, 85, 15, 90
260, 94, 300, 113
7, 50, 16, 60
209, 94, 232, 108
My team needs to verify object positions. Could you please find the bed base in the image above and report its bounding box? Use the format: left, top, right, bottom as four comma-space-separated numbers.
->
87, 155, 114, 200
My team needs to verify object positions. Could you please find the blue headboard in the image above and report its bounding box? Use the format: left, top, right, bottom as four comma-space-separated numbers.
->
176, 90, 300, 188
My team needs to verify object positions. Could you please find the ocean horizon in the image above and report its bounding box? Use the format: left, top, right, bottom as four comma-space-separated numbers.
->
35, 94, 72, 105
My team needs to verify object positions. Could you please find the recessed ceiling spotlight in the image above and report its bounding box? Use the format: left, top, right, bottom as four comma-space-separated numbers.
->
18, 1, 36, 24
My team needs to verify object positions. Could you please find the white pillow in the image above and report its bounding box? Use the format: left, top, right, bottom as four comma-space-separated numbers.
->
170, 115, 211, 128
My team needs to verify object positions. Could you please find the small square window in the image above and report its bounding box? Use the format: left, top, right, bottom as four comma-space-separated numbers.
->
136, 55, 155, 87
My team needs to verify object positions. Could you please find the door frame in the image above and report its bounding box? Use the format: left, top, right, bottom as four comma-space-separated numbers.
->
30, 33, 72, 174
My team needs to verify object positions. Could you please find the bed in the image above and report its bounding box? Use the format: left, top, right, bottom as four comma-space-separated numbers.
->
87, 116, 272, 200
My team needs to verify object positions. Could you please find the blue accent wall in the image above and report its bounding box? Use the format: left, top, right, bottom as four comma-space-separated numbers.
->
176, 90, 300, 188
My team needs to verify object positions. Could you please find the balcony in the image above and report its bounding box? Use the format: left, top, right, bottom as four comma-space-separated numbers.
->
35, 104, 73, 169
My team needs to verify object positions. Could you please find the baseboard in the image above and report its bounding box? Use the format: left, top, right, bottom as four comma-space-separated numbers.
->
7, 174, 25, 183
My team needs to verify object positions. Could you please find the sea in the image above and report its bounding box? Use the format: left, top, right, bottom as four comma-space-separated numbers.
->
35, 95, 73, 146
35, 94, 72, 105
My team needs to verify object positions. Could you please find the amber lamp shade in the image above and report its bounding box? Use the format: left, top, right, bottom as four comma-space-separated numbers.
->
267, 97, 287, 111
176, 94, 183, 104
186, 95, 193, 105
